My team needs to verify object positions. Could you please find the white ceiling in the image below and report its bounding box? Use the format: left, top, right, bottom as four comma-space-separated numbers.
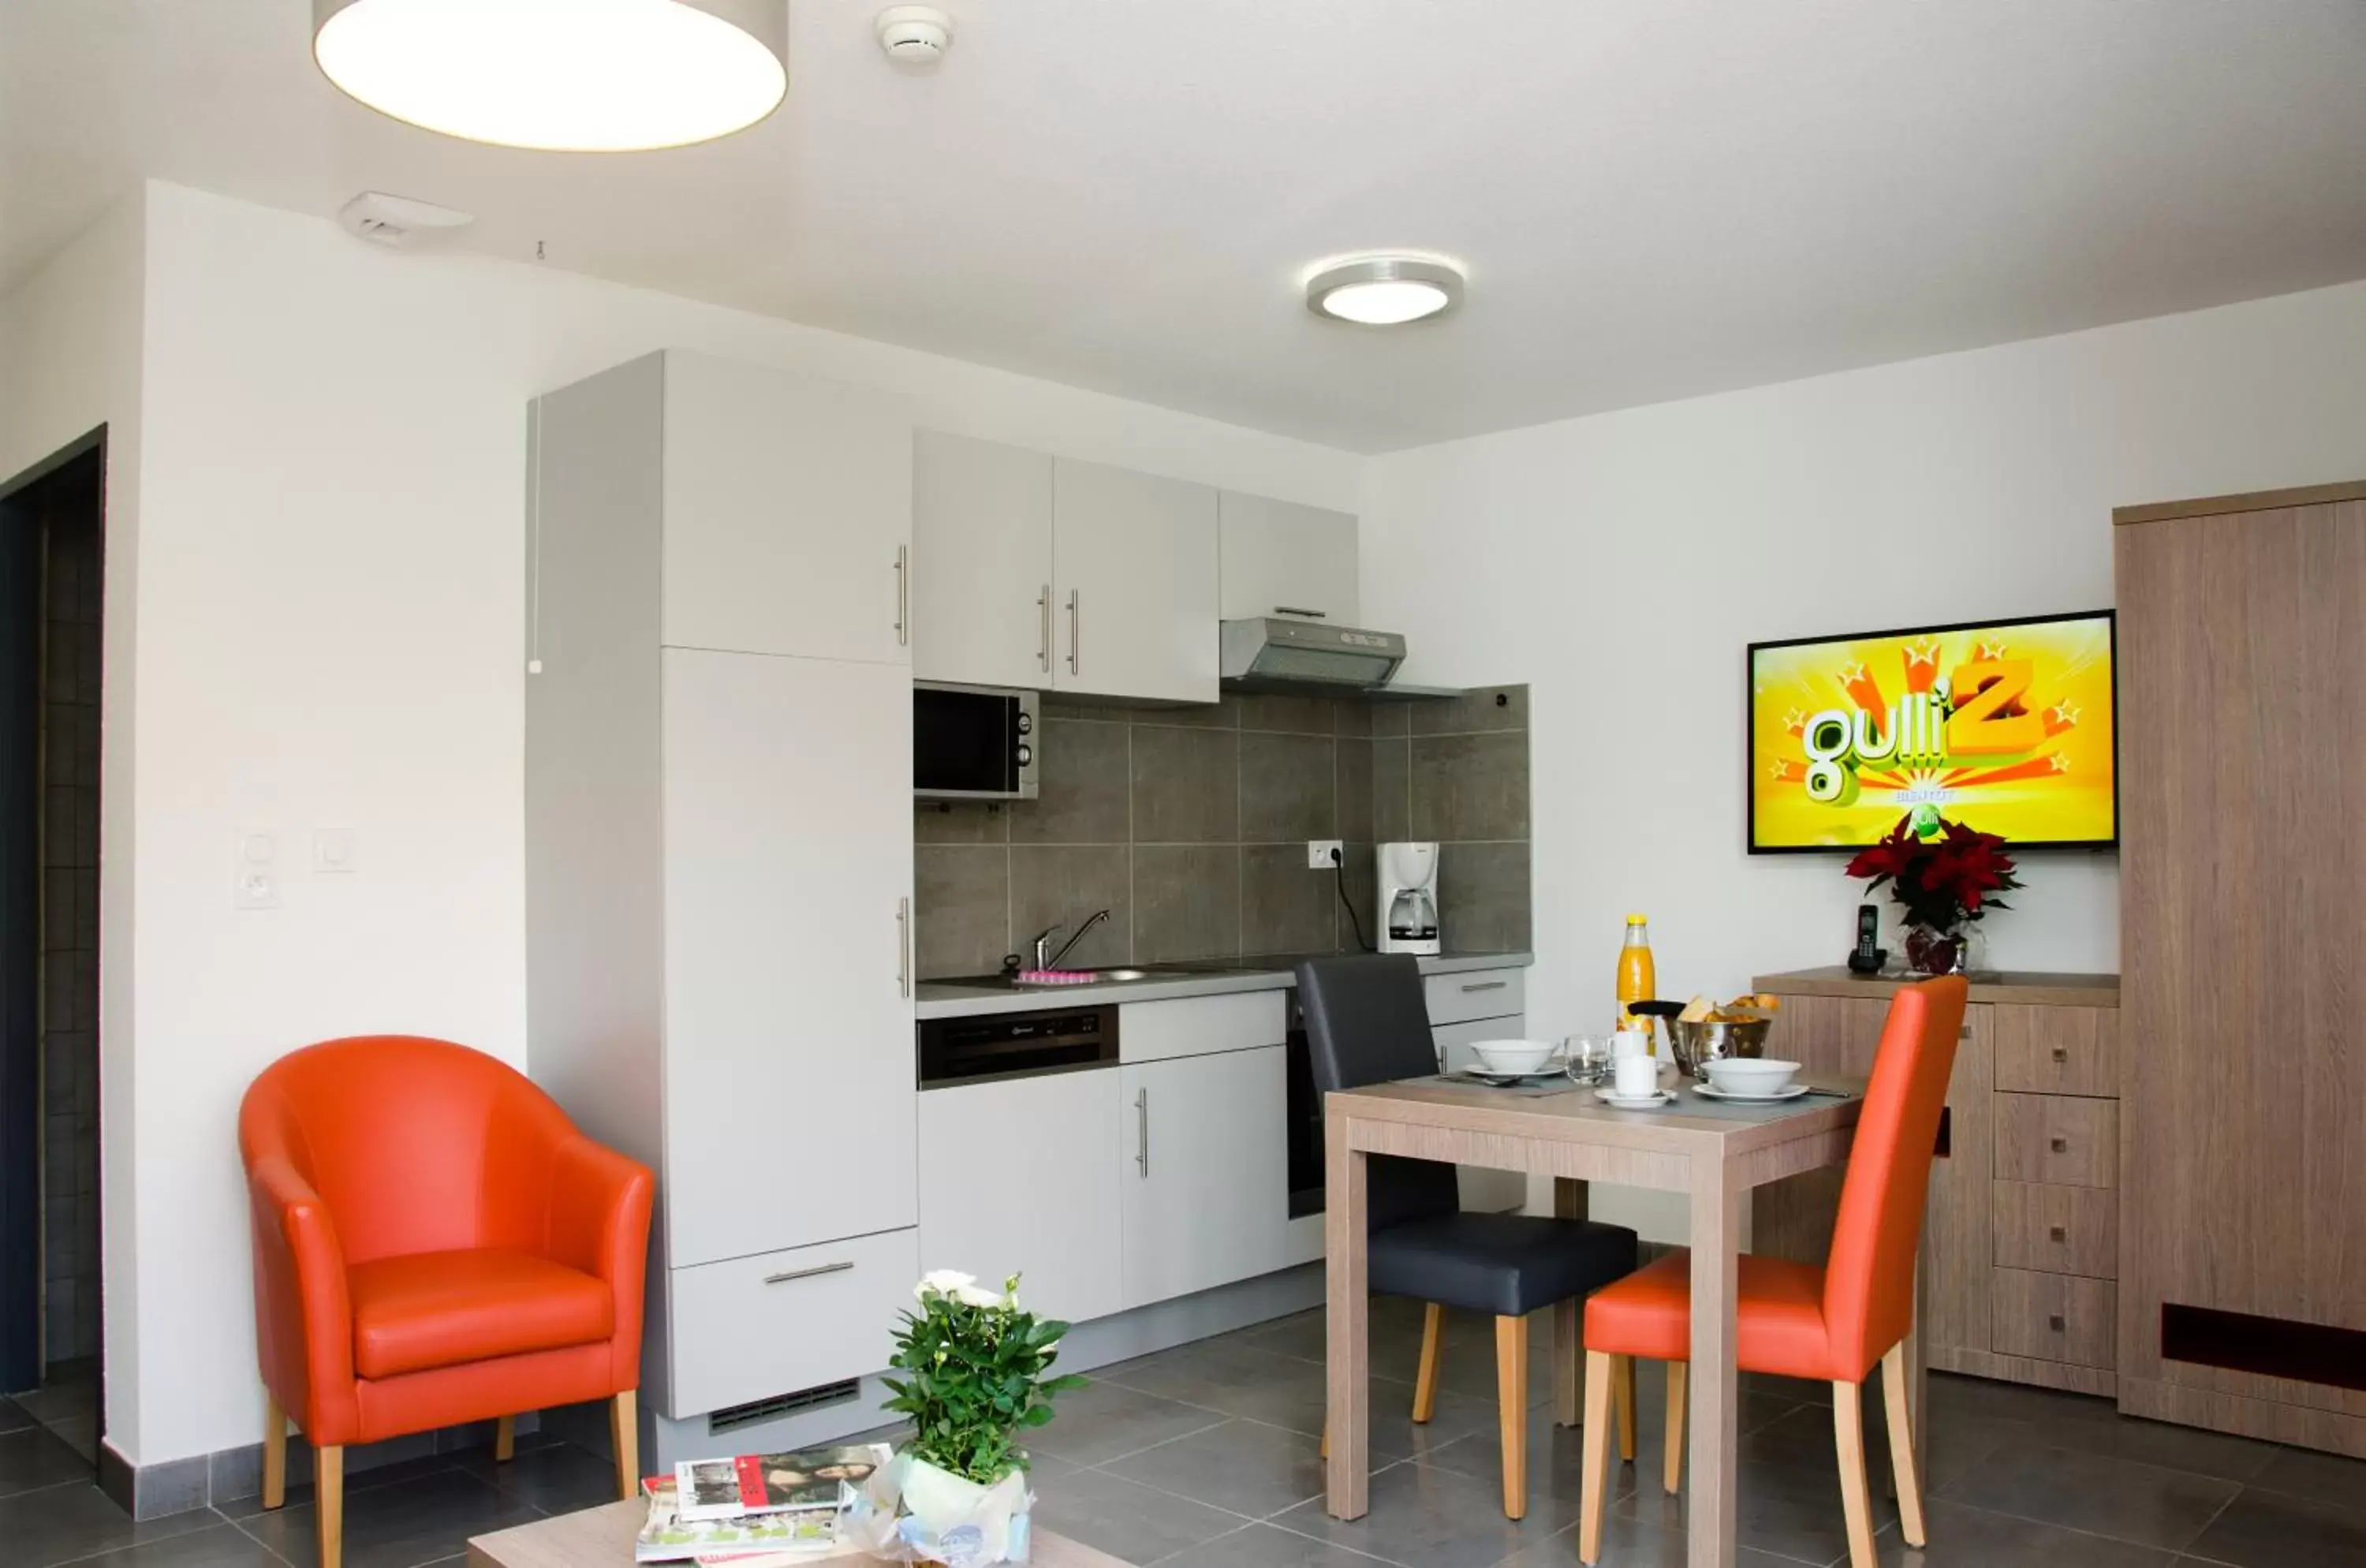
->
6, 2, 2366, 452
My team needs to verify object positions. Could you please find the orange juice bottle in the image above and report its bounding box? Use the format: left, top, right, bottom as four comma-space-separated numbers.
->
1616, 915, 1655, 1040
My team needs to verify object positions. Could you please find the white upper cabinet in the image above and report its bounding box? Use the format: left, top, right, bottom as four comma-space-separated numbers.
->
660, 648, 916, 1267
660, 351, 913, 665
912, 432, 1056, 688
1218, 493, 1359, 625
1052, 459, 1219, 703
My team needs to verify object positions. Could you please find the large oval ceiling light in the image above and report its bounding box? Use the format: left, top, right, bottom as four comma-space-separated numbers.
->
312, 0, 789, 152
1305, 256, 1465, 326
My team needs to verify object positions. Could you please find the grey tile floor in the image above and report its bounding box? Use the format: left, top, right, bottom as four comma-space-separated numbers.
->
7, 1295, 2366, 1566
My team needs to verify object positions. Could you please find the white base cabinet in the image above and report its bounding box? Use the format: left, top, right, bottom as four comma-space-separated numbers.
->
1119, 1046, 1292, 1309
1427, 967, 1532, 1213
917, 1069, 1123, 1325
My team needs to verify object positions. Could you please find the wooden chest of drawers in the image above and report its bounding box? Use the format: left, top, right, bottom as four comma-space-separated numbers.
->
1752, 968, 2121, 1398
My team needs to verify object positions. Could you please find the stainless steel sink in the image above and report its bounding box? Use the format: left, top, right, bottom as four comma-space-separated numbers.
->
934, 965, 1204, 990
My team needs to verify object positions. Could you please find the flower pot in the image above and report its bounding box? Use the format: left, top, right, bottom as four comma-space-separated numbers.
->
885, 1452, 1031, 1566
1901, 924, 1965, 976
898, 1454, 997, 1533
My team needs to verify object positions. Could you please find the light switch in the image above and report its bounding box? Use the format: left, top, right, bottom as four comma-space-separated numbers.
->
235, 828, 280, 910
313, 827, 359, 875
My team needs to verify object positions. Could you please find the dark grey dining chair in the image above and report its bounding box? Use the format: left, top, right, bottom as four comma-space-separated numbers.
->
1297, 953, 1640, 1519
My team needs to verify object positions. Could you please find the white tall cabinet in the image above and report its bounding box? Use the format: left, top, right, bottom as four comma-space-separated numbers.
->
525, 349, 919, 1428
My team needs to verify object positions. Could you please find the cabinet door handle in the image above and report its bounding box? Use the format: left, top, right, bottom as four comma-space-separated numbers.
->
2049, 1225, 2068, 1241
2050, 1137, 2069, 1153
2051, 1046, 2068, 1063
1461, 980, 1508, 994
2047, 1313, 2066, 1331
1067, 589, 1080, 675
1274, 605, 1327, 619
766, 1260, 855, 1286
1135, 1088, 1150, 1176
894, 546, 909, 646
897, 898, 911, 999
1959, 1025, 1972, 1041
1037, 584, 1051, 672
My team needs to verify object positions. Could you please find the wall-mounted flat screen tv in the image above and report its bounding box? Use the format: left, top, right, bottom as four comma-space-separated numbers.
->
1748, 610, 2118, 853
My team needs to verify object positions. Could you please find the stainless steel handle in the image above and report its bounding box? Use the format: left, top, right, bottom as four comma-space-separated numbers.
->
1067, 589, 1080, 675
1135, 1088, 1149, 1176
894, 547, 909, 646
1037, 584, 1051, 672
2050, 1137, 2069, 1153
2048, 1225, 2067, 1242
2047, 1313, 2066, 1331
766, 1261, 854, 1286
1273, 606, 1327, 619
897, 898, 911, 999
1461, 980, 1509, 994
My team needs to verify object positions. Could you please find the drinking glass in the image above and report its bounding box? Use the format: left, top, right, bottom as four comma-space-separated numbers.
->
1564, 1035, 1612, 1086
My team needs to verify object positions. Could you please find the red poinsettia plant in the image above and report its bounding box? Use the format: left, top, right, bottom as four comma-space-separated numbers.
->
1845, 813, 2023, 935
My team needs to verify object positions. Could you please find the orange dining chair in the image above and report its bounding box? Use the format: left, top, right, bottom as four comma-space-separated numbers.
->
1575, 976, 1969, 1568
240, 1036, 655, 1568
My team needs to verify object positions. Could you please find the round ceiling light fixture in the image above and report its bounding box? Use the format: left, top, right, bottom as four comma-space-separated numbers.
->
312, 0, 789, 152
1304, 256, 1465, 326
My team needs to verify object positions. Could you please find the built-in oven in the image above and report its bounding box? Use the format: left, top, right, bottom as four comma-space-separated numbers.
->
917, 1004, 1117, 1088
915, 682, 1038, 801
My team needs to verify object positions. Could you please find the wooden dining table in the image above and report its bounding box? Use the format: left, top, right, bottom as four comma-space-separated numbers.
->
1323, 1070, 1920, 1568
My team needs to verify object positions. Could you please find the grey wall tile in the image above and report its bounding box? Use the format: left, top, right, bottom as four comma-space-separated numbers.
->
1009, 846, 1131, 968
1132, 726, 1240, 843
1368, 700, 1410, 738
914, 846, 1010, 980
1012, 718, 1130, 845
1241, 845, 1338, 958
1240, 732, 1334, 842
1411, 731, 1530, 842
1410, 684, 1528, 735
1371, 737, 1412, 843
915, 800, 1009, 845
1439, 842, 1532, 951
1043, 696, 1141, 724
1133, 846, 1241, 963
1334, 700, 1375, 737
1232, 693, 1336, 735
1336, 737, 1374, 842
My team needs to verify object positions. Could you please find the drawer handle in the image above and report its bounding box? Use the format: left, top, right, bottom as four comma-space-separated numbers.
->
2050, 1137, 2069, 1153
2051, 1047, 2068, 1063
1959, 1025, 1972, 1041
764, 1261, 855, 1286
1461, 980, 1509, 993
2047, 1314, 2066, 1332
2049, 1225, 2067, 1242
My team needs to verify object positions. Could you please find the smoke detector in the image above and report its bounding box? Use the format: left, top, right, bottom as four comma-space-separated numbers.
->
876, 6, 952, 65
337, 191, 475, 248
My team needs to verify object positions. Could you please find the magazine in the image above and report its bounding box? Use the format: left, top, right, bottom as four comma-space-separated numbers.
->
674, 1443, 893, 1522
633, 1474, 845, 1563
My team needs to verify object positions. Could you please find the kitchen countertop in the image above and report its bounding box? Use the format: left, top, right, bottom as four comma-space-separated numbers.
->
915, 950, 1532, 1020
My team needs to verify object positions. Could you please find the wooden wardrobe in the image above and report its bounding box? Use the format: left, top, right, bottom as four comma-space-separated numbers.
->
2116, 480, 2366, 1459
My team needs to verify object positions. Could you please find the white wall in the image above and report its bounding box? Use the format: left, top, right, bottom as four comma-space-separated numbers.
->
118, 181, 1360, 1467
1361, 278, 2366, 1238
0, 191, 146, 1459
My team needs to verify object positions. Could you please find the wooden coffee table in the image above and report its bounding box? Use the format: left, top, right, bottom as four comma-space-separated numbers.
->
468, 1498, 1136, 1568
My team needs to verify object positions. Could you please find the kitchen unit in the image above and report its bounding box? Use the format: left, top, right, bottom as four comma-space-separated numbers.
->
1218, 491, 1359, 624
523, 349, 919, 1458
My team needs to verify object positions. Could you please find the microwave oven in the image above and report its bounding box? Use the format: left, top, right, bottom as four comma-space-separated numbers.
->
914, 682, 1038, 800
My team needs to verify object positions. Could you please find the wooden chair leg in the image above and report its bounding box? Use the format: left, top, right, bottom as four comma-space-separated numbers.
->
261, 1391, 288, 1510
1412, 1302, 1445, 1424
1614, 1353, 1636, 1462
494, 1413, 516, 1463
1882, 1342, 1928, 1547
315, 1446, 345, 1568
1832, 1380, 1877, 1568
1495, 1316, 1528, 1520
611, 1390, 640, 1501
1577, 1350, 1614, 1565
1663, 1361, 1686, 1494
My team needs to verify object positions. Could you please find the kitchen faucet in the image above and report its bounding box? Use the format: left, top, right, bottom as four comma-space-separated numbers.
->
1029, 909, 1113, 971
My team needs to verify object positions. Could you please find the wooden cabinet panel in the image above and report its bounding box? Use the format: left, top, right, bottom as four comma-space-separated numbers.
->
1993, 1005, 2118, 1098
1922, 1007, 1996, 1365
1994, 1182, 2118, 1279
1995, 1093, 2117, 1189
912, 431, 1055, 687
1993, 1267, 2116, 1369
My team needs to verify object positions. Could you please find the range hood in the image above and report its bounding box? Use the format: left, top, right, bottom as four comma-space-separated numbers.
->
1220, 617, 1408, 693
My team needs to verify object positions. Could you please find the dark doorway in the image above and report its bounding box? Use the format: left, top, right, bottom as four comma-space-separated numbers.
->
0, 435, 105, 1465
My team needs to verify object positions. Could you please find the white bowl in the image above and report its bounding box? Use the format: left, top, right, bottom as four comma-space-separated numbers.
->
1468, 1039, 1557, 1075
1702, 1057, 1801, 1095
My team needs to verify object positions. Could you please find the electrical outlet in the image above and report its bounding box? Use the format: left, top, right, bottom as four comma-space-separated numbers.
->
1308, 838, 1344, 869
234, 828, 281, 910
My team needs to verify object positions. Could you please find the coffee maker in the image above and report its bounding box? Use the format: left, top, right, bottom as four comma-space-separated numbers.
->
1377, 841, 1440, 956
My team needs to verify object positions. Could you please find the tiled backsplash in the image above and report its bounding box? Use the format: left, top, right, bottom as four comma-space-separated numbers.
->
913, 685, 1531, 978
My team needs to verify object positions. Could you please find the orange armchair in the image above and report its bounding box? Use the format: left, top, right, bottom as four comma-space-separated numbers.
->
240, 1035, 655, 1568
